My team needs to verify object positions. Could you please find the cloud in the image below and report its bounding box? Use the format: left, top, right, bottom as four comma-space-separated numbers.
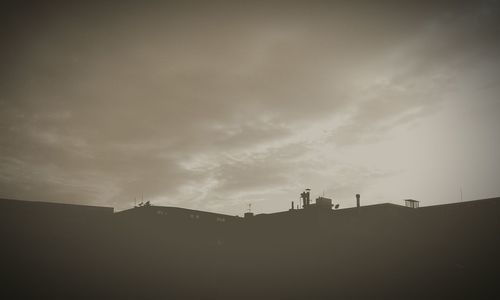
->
1, 0, 500, 213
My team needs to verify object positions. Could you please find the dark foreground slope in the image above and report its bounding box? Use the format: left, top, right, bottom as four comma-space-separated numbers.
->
1, 197, 499, 299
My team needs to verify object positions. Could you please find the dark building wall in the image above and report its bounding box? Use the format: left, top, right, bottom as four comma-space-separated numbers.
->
0, 198, 113, 219
218, 199, 500, 299
0, 198, 115, 299
1, 197, 500, 299
116, 205, 239, 224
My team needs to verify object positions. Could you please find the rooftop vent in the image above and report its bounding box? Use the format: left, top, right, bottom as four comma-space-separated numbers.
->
404, 199, 419, 208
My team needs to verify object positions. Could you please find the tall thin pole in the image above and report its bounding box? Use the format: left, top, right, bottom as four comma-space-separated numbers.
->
460, 186, 463, 202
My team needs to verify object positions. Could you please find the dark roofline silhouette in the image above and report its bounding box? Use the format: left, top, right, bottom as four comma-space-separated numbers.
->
3, 193, 500, 219
0, 197, 114, 211
2, 194, 500, 299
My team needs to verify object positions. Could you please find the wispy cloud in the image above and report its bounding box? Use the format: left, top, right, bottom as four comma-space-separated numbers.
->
1, 0, 499, 214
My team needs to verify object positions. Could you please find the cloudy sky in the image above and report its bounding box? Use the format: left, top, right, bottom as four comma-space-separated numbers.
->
1, 0, 499, 215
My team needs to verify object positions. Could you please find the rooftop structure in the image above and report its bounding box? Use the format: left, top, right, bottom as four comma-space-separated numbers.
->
404, 199, 420, 208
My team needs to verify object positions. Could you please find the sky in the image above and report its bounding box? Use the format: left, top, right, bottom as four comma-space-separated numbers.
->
1, 0, 499, 215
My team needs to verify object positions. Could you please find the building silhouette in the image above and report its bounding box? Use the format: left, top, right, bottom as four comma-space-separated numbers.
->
1, 192, 500, 299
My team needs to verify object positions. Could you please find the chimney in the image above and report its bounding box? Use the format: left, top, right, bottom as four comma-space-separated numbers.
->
300, 189, 311, 208
356, 194, 360, 208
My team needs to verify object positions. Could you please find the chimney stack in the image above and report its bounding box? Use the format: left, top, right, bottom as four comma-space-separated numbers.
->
356, 194, 360, 208
300, 189, 311, 208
